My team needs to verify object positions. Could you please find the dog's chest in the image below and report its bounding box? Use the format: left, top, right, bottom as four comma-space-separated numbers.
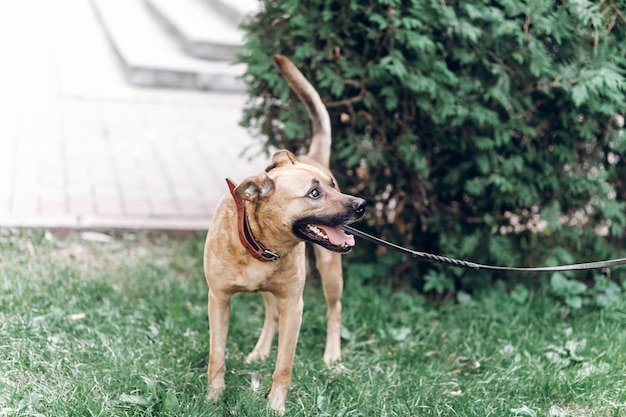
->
221, 253, 305, 294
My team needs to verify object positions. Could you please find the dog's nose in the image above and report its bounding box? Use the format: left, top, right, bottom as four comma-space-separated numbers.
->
352, 198, 366, 214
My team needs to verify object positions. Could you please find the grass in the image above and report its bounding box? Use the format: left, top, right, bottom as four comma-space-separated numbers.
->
1, 228, 625, 416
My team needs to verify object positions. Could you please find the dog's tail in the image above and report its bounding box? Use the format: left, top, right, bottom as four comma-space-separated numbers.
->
274, 55, 331, 168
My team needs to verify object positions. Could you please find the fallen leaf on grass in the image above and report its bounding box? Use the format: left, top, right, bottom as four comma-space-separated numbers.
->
499, 343, 515, 357
119, 394, 150, 406
565, 339, 586, 362
388, 326, 411, 342
66, 313, 86, 321
162, 391, 179, 412
250, 372, 261, 391
456, 356, 481, 370
511, 405, 537, 417
549, 404, 591, 416
576, 361, 610, 378
80, 231, 114, 243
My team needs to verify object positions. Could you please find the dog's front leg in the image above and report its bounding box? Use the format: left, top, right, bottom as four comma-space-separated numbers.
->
267, 294, 303, 414
206, 288, 231, 402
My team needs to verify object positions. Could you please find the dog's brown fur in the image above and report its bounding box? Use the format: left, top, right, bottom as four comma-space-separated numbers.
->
203, 55, 365, 414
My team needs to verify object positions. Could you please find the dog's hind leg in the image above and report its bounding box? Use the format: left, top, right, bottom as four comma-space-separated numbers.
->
313, 245, 344, 365
246, 291, 279, 363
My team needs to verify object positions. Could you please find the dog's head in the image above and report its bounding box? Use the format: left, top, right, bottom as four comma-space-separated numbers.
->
234, 150, 366, 253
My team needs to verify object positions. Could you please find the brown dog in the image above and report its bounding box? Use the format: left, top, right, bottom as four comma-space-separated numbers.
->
203, 55, 366, 414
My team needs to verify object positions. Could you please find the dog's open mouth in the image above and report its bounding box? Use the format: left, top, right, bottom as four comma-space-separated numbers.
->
294, 223, 356, 253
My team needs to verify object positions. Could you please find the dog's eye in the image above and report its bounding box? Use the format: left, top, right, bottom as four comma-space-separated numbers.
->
308, 188, 321, 199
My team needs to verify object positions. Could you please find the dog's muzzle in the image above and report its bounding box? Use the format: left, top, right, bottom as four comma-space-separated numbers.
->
293, 197, 366, 253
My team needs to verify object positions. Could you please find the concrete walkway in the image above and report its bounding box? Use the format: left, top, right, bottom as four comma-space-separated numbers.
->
0, 0, 267, 231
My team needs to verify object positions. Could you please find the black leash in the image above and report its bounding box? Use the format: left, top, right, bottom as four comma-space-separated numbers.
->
341, 225, 626, 272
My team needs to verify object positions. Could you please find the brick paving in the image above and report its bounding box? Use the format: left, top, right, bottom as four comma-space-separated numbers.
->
0, 0, 266, 231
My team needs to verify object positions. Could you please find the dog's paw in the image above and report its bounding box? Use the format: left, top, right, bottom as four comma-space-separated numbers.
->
267, 387, 287, 415
327, 362, 349, 377
205, 386, 224, 404
323, 350, 341, 366
245, 350, 269, 363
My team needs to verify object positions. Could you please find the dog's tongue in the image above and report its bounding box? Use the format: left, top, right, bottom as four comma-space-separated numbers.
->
316, 225, 355, 247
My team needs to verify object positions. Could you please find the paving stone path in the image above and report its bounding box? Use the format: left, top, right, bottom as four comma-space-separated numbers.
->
0, 0, 266, 231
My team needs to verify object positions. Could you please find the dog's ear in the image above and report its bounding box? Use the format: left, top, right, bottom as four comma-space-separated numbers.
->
235, 172, 275, 202
265, 150, 298, 172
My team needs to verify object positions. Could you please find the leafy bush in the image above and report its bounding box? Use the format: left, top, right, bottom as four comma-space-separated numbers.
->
238, 0, 626, 293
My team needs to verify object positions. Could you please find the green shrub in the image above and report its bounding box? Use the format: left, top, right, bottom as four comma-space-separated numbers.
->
238, 0, 626, 293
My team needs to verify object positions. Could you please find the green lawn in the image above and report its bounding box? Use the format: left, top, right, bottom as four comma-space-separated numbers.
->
1, 229, 625, 416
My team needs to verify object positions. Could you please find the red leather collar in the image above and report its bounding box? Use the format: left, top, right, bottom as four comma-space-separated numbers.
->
226, 178, 280, 262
